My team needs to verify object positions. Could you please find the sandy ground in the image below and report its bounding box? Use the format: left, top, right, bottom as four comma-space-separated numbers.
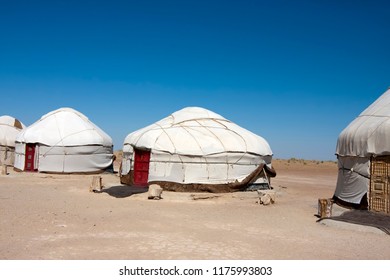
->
0, 158, 389, 260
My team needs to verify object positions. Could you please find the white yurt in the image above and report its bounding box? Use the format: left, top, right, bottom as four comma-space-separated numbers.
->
14, 108, 114, 173
334, 88, 390, 213
0, 116, 26, 166
121, 107, 276, 192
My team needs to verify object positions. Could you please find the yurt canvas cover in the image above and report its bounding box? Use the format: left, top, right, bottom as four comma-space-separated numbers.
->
334, 88, 390, 213
14, 108, 114, 173
0, 116, 25, 166
121, 107, 276, 192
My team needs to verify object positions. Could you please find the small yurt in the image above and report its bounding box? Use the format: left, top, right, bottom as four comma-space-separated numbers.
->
14, 108, 114, 173
0, 116, 26, 166
121, 107, 276, 192
334, 88, 390, 214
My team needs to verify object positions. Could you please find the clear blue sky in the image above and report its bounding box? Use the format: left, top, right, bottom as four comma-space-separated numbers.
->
1, 0, 389, 160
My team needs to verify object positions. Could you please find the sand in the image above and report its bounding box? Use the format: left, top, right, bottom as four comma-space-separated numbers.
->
0, 158, 389, 260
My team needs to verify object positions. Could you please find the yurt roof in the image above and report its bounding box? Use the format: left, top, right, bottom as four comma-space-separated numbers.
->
336, 88, 390, 157
0, 115, 25, 147
16, 108, 112, 147
124, 107, 273, 156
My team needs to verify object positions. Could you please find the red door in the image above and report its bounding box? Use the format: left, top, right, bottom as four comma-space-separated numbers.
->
133, 149, 150, 186
25, 144, 37, 172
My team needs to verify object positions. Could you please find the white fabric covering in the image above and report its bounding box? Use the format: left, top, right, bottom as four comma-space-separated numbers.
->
335, 88, 390, 205
0, 115, 25, 147
334, 156, 370, 204
122, 107, 273, 185
16, 108, 112, 147
0, 115, 25, 166
336, 88, 390, 157
14, 108, 113, 173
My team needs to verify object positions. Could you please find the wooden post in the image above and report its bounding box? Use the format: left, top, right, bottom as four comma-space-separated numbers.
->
1, 165, 7, 176
318, 198, 333, 218
89, 176, 103, 192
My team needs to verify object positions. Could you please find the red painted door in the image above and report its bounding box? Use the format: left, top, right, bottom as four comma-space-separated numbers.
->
133, 149, 150, 186
25, 144, 37, 172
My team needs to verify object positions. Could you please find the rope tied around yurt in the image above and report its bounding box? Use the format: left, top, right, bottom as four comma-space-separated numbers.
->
338, 167, 370, 179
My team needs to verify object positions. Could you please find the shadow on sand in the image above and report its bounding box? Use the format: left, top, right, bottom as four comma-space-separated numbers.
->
317, 210, 390, 235
98, 185, 148, 198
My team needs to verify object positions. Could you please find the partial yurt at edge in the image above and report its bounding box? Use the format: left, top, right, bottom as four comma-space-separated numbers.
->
120, 107, 276, 192
334, 88, 390, 214
0, 116, 26, 166
14, 108, 114, 173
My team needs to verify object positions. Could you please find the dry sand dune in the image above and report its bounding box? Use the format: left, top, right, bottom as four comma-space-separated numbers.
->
0, 158, 389, 260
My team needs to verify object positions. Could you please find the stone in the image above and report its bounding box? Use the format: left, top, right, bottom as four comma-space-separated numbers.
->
148, 184, 163, 200
257, 190, 276, 205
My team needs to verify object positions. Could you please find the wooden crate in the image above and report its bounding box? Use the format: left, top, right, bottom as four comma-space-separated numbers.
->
370, 157, 390, 214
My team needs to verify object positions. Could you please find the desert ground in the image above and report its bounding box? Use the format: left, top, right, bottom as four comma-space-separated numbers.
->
0, 157, 389, 260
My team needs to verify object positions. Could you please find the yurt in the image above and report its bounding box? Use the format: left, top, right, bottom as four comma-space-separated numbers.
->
120, 107, 276, 192
14, 108, 114, 173
334, 88, 390, 214
0, 116, 26, 166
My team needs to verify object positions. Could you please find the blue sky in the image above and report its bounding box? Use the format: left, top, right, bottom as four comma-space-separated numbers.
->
0, 0, 389, 160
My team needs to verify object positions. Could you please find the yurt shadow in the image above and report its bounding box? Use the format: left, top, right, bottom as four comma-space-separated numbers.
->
100, 185, 148, 198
